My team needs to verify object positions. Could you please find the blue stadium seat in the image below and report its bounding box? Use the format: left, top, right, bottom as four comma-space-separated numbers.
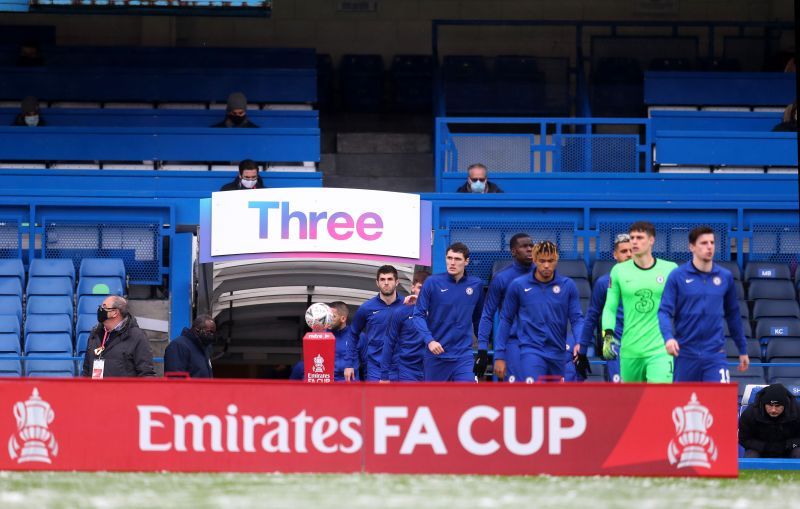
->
75, 314, 97, 356
29, 259, 76, 286
79, 258, 126, 281
738, 300, 750, 322
734, 280, 745, 300
724, 319, 753, 340
0, 259, 25, 287
493, 55, 546, 114
767, 366, 800, 384
340, 54, 384, 112
26, 295, 73, 322
591, 261, 614, 283
574, 279, 592, 300
717, 261, 741, 281
730, 366, 767, 401
744, 262, 791, 282
390, 54, 433, 111
747, 280, 796, 301
0, 315, 21, 355
756, 319, 800, 354
0, 296, 23, 324
558, 260, 589, 280
725, 337, 761, 361
0, 278, 22, 300
24, 357, 74, 377
490, 259, 513, 279
753, 299, 800, 321
77, 295, 106, 316
77, 277, 124, 298
26, 276, 74, 297
0, 357, 22, 377
24, 314, 73, 354
765, 338, 800, 362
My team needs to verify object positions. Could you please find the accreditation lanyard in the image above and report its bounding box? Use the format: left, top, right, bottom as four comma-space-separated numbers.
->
93, 329, 111, 358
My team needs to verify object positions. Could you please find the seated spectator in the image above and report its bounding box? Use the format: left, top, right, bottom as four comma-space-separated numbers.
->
739, 383, 800, 459
772, 101, 797, 132
17, 41, 44, 67
219, 159, 265, 191
212, 92, 258, 128
12, 96, 45, 127
456, 163, 503, 193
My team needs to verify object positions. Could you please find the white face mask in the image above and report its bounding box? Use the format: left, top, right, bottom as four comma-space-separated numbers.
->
24, 115, 39, 127
240, 178, 257, 189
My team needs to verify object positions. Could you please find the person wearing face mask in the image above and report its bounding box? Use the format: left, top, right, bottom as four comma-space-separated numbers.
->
739, 383, 800, 458
81, 296, 156, 378
219, 159, 265, 191
772, 101, 797, 132
455, 163, 503, 193
12, 96, 46, 127
164, 315, 217, 378
212, 92, 258, 128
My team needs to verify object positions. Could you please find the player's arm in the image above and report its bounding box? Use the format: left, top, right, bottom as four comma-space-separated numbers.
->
472, 283, 486, 339
578, 280, 604, 353
379, 309, 401, 382
567, 280, 585, 347
601, 267, 621, 333
412, 279, 435, 345
494, 281, 520, 363
722, 272, 749, 370
343, 307, 366, 380
657, 272, 679, 355
477, 278, 502, 351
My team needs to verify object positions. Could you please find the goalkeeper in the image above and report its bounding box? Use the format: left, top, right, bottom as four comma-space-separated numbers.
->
601, 221, 677, 383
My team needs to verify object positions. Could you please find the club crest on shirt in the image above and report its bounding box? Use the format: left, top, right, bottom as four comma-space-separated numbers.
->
466, 287, 473, 295
712, 276, 721, 286
656, 275, 665, 284
552, 285, 561, 294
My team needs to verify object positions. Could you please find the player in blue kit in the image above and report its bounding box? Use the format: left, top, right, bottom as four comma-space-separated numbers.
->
658, 226, 749, 382
343, 265, 405, 382
573, 233, 632, 382
495, 241, 584, 383
379, 271, 430, 382
326, 301, 353, 382
414, 243, 485, 382
476, 233, 533, 382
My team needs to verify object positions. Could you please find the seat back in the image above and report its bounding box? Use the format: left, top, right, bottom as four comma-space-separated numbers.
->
29, 259, 76, 286
77, 277, 124, 298
77, 295, 106, 315
79, 258, 126, 280
558, 260, 589, 280
717, 261, 741, 281
0, 259, 24, 286
766, 338, 800, 361
753, 299, 800, 321
591, 261, 615, 283
490, 259, 513, 279
744, 262, 791, 282
748, 280, 796, 301
26, 276, 74, 297
24, 357, 74, 377
755, 318, 800, 342
0, 295, 23, 323
26, 295, 73, 321
0, 278, 23, 300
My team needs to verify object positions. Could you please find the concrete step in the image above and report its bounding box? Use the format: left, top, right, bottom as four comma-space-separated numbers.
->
324, 175, 435, 194
333, 153, 432, 177
337, 132, 431, 154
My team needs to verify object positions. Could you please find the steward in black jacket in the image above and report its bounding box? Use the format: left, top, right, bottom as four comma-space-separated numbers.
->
164, 321, 215, 378
82, 315, 156, 378
739, 383, 800, 458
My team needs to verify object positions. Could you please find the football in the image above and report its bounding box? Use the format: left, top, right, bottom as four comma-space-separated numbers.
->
305, 302, 334, 331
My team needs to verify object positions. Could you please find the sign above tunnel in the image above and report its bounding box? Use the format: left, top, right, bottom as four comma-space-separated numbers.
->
199, 188, 431, 266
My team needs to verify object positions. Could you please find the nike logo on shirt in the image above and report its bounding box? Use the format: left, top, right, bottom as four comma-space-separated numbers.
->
524, 288, 532, 292
440, 289, 448, 292
372, 310, 381, 314
685, 279, 694, 284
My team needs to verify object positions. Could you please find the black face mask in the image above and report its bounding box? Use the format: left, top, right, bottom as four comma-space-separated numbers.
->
228, 113, 246, 126
197, 330, 216, 346
97, 307, 110, 323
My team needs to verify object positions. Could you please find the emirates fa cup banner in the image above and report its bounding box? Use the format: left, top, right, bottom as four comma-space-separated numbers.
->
0, 380, 738, 476
303, 332, 336, 383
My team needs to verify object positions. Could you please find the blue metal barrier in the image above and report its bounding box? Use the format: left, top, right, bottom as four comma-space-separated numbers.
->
0, 108, 318, 128
654, 130, 797, 167
435, 117, 651, 191
649, 110, 783, 132
421, 177, 798, 281
645, 71, 796, 106
0, 126, 320, 163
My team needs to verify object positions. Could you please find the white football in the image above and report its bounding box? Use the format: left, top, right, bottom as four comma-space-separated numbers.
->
305, 302, 334, 331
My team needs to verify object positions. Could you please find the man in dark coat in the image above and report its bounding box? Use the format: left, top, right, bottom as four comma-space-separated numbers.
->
739, 383, 800, 458
219, 159, 265, 192
455, 163, 503, 193
212, 91, 258, 128
12, 96, 46, 127
81, 296, 156, 378
164, 315, 216, 378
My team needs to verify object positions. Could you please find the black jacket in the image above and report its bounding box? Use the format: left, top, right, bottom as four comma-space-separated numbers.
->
11, 113, 46, 126
739, 385, 800, 457
219, 175, 266, 192
456, 180, 504, 193
164, 327, 213, 378
211, 117, 259, 128
81, 316, 156, 377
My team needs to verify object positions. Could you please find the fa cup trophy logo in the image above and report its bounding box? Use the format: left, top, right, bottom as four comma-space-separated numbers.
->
667, 392, 717, 469
312, 353, 325, 374
7, 388, 59, 464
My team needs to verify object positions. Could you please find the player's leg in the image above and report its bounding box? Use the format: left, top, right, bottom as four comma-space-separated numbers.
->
620, 356, 647, 382
673, 355, 703, 382
520, 351, 548, 383
699, 353, 731, 383
606, 359, 621, 383
643, 352, 674, 383
563, 350, 579, 382
365, 364, 384, 382
423, 355, 450, 382
397, 361, 424, 382
546, 355, 566, 382
505, 339, 521, 383
451, 355, 477, 382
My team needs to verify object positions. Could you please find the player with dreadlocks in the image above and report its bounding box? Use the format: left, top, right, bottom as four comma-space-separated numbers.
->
495, 240, 584, 383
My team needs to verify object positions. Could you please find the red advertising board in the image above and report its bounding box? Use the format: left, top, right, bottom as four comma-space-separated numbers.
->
0, 379, 738, 477
303, 332, 336, 383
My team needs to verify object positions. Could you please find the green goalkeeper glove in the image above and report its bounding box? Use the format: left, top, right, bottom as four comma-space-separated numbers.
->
602, 330, 620, 360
